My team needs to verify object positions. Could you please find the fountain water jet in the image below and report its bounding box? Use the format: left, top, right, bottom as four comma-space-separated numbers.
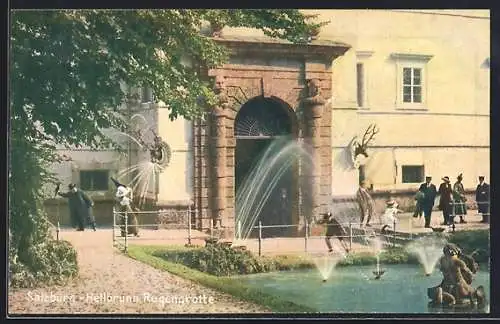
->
366, 235, 386, 279
235, 136, 316, 241
308, 240, 348, 282
406, 236, 448, 276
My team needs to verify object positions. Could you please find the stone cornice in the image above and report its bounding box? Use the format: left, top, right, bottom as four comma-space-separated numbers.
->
390, 53, 434, 62
214, 36, 351, 62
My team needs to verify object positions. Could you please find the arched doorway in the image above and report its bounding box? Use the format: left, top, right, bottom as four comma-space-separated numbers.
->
234, 96, 298, 238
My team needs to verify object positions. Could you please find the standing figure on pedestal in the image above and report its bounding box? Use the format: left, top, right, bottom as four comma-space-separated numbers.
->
57, 183, 95, 231
111, 177, 139, 237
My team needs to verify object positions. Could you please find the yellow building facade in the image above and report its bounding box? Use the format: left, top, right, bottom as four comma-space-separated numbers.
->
44, 9, 490, 227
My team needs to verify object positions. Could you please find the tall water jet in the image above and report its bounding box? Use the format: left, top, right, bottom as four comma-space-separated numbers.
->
235, 136, 315, 241
406, 236, 447, 276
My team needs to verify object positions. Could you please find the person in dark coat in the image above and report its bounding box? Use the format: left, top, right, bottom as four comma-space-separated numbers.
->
476, 176, 490, 223
418, 176, 437, 228
438, 176, 453, 225
318, 212, 350, 254
453, 173, 467, 223
57, 183, 94, 231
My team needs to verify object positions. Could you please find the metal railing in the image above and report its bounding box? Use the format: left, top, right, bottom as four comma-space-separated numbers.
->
112, 205, 220, 252
111, 200, 490, 255
244, 219, 401, 256
446, 200, 490, 232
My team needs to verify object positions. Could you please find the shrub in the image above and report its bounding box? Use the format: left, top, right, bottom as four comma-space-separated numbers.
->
154, 243, 314, 277
9, 239, 79, 288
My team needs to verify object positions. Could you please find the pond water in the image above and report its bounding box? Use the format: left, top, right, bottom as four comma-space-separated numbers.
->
235, 264, 490, 313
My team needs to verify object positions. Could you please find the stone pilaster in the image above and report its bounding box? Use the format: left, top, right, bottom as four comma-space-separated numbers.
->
209, 73, 234, 239
302, 79, 326, 222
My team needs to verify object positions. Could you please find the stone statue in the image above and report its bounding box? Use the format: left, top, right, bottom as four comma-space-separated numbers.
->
428, 243, 486, 307
306, 79, 321, 98
212, 74, 229, 110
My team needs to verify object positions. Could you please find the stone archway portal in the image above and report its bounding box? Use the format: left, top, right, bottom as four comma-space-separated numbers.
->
191, 36, 351, 240
234, 97, 297, 238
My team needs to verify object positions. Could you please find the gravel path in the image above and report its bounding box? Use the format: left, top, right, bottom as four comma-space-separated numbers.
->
8, 230, 270, 315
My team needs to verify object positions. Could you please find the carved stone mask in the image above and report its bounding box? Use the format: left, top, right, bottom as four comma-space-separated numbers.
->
214, 75, 225, 93
307, 79, 320, 97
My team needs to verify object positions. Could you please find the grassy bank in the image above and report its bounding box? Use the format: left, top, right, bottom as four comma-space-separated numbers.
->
127, 245, 316, 313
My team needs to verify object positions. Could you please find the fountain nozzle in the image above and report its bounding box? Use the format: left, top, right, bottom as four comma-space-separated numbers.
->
425, 273, 431, 277
322, 279, 327, 283
373, 270, 385, 280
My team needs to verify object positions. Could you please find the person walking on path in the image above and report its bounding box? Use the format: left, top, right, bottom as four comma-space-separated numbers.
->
418, 176, 437, 228
453, 173, 467, 224
318, 212, 350, 254
476, 176, 490, 223
57, 183, 95, 231
356, 180, 375, 227
438, 176, 454, 225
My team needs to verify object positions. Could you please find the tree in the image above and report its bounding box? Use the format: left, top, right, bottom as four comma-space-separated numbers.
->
9, 9, 324, 286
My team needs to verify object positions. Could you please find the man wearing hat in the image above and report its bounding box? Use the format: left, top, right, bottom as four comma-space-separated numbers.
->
57, 183, 95, 231
418, 176, 438, 228
475, 176, 490, 223
317, 212, 350, 254
453, 173, 467, 224
438, 176, 453, 225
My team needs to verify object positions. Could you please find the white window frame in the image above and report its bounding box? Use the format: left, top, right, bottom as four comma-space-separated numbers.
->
391, 53, 433, 110
356, 51, 374, 109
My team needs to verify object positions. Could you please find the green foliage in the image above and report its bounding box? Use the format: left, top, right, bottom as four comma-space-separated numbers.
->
127, 245, 315, 312
447, 229, 490, 263
9, 239, 79, 288
9, 9, 321, 287
154, 243, 314, 277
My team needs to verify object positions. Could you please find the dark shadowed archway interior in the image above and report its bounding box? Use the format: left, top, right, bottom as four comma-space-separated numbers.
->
234, 96, 297, 238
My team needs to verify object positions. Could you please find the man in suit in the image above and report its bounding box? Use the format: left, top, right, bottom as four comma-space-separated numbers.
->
57, 183, 95, 231
476, 176, 490, 223
418, 176, 437, 228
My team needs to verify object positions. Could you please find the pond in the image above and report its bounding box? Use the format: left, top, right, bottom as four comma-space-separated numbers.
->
235, 264, 490, 313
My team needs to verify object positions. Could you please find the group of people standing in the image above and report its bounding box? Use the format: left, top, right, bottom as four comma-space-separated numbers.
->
415, 174, 490, 227
57, 177, 141, 236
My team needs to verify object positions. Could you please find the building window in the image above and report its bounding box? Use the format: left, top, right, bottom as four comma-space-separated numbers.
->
402, 165, 424, 183
391, 53, 433, 109
356, 63, 365, 107
80, 170, 110, 191
402, 67, 422, 103
356, 51, 373, 109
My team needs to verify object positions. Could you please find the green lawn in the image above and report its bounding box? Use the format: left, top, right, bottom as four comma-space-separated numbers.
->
126, 245, 316, 313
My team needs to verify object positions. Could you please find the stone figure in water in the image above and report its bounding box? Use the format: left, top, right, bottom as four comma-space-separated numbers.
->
428, 243, 485, 307
318, 212, 350, 254
111, 177, 140, 237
